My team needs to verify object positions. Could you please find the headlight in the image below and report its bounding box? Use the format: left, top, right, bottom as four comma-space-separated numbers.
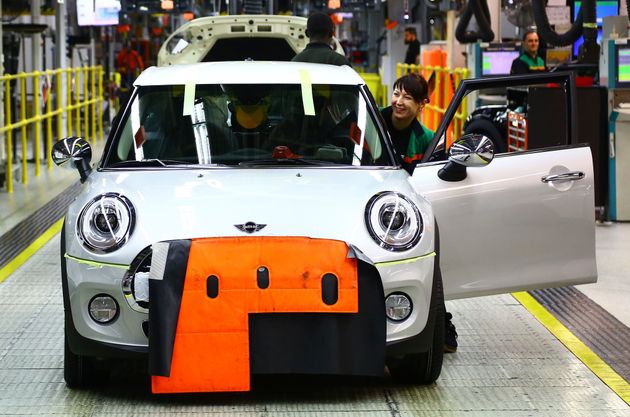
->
77, 193, 136, 253
365, 192, 423, 251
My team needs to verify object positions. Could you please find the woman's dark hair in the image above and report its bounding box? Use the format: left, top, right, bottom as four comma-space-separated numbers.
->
392, 73, 429, 103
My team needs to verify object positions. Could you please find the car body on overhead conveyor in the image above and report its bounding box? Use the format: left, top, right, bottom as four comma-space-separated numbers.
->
52, 62, 597, 394
157, 14, 345, 66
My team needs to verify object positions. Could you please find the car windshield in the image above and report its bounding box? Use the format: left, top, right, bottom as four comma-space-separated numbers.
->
104, 83, 393, 168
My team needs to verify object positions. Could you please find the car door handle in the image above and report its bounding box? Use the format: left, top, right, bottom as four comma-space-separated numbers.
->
541, 171, 585, 183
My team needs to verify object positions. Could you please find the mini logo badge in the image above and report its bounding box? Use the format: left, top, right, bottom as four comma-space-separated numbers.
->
235, 222, 267, 234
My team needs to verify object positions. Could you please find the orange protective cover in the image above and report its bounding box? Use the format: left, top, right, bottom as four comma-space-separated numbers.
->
151, 237, 358, 393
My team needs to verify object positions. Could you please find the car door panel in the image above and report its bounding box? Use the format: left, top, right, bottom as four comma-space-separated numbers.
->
410, 145, 597, 299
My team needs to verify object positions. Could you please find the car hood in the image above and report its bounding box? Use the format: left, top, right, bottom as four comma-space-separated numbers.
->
66, 168, 433, 264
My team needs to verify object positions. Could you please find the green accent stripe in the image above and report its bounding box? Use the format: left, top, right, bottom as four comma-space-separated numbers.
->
64, 253, 130, 269
375, 252, 435, 267
583, 22, 598, 28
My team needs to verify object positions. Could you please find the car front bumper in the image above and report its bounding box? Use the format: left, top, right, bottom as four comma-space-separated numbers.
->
63, 237, 435, 378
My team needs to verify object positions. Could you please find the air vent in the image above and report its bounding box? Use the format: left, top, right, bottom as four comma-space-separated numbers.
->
257, 25, 272, 32
231, 25, 246, 32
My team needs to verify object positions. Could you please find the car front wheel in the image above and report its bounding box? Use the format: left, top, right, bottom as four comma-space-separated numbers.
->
64, 332, 95, 388
386, 267, 445, 385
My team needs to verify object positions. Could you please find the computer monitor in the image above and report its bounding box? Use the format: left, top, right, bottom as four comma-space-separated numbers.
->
573, 28, 604, 58
572, 0, 618, 58
76, 0, 121, 26
480, 46, 520, 76
573, 0, 619, 26
615, 42, 630, 88
546, 48, 573, 67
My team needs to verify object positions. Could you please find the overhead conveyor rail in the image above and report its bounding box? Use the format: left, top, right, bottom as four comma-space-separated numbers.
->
0, 66, 106, 193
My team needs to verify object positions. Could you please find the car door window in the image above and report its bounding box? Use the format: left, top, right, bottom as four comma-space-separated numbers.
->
424, 73, 578, 162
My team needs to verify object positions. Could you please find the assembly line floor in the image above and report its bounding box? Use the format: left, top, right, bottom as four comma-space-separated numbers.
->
0, 235, 628, 416
0, 162, 629, 415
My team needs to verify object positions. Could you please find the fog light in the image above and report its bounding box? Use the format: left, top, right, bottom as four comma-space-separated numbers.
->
385, 292, 412, 322
88, 294, 119, 324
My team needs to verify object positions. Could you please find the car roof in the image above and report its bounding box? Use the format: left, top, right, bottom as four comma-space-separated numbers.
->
135, 61, 365, 87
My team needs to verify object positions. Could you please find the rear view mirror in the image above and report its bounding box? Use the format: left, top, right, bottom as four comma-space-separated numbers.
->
438, 134, 494, 182
52, 137, 93, 182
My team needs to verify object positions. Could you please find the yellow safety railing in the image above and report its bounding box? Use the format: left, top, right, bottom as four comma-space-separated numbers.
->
109, 72, 122, 115
0, 66, 104, 193
357, 71, 388, 108
397, 63, 470, 149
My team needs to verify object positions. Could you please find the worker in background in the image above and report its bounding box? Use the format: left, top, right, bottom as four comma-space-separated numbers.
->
116, 40, 145, 102
510, 30, 546, 75
380, 72, 458, 353
292, 12, 351, 66
403, 27, 421, 65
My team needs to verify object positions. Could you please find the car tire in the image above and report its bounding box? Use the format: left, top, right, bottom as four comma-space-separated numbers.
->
387, 255, 445, 385
64, 332, 95, 388
464, 117, 506, 154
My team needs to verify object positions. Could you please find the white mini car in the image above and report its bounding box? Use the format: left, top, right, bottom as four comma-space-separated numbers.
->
53, 62, 597, 393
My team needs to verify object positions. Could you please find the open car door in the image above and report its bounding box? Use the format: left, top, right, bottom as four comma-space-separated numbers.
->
410, 72, 597, 299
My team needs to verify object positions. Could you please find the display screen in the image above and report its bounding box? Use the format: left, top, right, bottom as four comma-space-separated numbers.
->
572, 0, 618, 57
76, 0, 121, 26
546, 48, 572, 67
616, 45, 630, 87
481, 50, 520, 76
573, 0, 619, 26
573, 28, 603, 58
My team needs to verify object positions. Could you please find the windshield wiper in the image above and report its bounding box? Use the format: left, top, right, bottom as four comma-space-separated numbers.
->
238, 158, 335, 167
108, 159, 191, 168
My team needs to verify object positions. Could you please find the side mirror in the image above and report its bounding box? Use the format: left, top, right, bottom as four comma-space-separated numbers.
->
52, 137, 93, 182
438, 134, 494, 182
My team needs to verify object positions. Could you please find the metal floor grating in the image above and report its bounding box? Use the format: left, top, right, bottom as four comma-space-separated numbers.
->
530, 286, 630, 383
0, 181, 81, 270
0, 235, 627, 415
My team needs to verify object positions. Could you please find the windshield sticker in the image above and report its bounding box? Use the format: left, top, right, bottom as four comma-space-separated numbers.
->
299, 69, 315, 116
183, 82, 196, 116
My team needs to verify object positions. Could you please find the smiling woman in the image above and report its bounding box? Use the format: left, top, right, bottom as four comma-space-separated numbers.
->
380, 73, 434, 170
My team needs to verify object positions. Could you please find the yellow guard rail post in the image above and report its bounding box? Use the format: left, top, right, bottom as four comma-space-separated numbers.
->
0, 65, 105, 193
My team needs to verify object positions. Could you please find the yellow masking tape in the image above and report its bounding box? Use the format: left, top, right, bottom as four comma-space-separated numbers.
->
64, 253, 130, 269
183, 82, 196, 116
375, 252, 436, 267
299, 69, 315, 116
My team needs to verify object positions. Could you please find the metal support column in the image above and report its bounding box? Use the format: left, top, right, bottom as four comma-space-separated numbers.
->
488, 0, 501, 42
0, 0, 5, 168
446, 10, 455, 69
55, 0, 68, 138
30, 0, 43, 163
228, 0, 239, 15
31, 0, 43, 71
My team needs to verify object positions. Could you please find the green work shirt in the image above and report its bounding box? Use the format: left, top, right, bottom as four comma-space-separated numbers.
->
510, 53, 546, 75
292, 42, 351, 66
